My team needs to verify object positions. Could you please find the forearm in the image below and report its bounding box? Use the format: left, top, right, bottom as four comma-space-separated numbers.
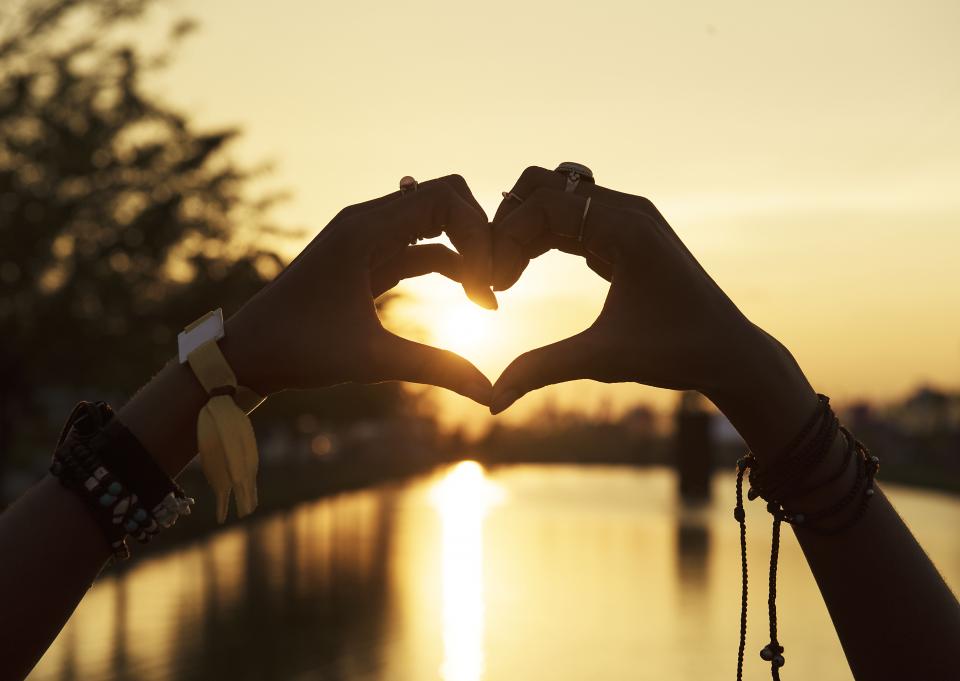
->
0, 348, 220, 678
797, 484, 959, 679
115, 353, 215, 478
709, 334, 960, 679
0, 475, 114, 680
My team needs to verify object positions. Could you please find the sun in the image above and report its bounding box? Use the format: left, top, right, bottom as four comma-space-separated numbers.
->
433, 303, 494, 358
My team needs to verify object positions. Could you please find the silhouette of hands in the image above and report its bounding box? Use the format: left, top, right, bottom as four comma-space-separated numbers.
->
221, 175, 495, 406
488, 165, 770, 414
217, 166, 782, 416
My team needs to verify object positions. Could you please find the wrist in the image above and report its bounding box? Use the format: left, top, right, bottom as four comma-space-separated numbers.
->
221, 315, 278, 397
117, 358, 208, 477
117, 311, 272, 479
705, 326, 818, 465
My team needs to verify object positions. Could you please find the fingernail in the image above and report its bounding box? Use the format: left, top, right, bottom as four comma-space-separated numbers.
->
468, 286, 498, 311
465, 381, 493, 406
490, 389, 521, 415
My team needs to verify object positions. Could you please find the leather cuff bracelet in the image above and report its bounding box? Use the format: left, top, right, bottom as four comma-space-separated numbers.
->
50, 401, 194, 562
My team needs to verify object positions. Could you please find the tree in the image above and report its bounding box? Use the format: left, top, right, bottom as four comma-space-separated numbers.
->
0, 0, 410, 489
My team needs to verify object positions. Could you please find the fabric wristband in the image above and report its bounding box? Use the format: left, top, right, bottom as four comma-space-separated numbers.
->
182, 317, 260, 523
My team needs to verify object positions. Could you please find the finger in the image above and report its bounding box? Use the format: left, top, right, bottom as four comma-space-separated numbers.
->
492, 186, 639, 289
490, 329, 602, 414
491, 186, 583, 290
491, 166, 566, 290
586, 254, 613, 282
492, 166, 668, 290
357, 177, 497, 310
493, 165, 566, 223
372, 331, 493, 406
439, 174, 497, 311
370, 244, 463, 297
442, 172, 489, 228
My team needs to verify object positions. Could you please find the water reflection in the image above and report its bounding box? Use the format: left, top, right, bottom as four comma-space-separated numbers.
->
28, 465, 960, 681
430, 462, 505, 681
674, 505, 711, 595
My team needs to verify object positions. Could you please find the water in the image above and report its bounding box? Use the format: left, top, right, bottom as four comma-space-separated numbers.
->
29, 463, 960, 681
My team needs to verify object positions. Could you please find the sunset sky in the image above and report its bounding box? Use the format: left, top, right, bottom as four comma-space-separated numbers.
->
142, 0, 959, 427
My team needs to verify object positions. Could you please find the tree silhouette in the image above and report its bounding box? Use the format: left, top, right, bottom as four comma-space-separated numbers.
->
0, 1, 292, 483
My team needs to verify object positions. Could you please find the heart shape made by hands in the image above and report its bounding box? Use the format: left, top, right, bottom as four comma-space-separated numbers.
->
380, 163, 755, 419
384, 253, 609, 400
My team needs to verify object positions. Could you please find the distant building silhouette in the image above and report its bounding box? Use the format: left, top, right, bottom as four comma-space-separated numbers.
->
675, 392, 713, 502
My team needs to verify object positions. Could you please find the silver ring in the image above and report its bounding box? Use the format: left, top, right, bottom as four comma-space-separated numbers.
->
399, 175, 418, 195
577, 196, 592, 242
501, 191, 524, 202
555, 161, 594, 193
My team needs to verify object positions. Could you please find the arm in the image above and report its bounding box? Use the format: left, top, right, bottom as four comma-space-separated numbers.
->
0, 360, 208, 681
0, 175, 496, 680
712, 341, 960, 680
488, 165, 960, 680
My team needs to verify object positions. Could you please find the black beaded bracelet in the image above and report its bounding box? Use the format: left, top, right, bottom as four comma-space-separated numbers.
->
733, 395, 880, 681
50, 401, 194, 562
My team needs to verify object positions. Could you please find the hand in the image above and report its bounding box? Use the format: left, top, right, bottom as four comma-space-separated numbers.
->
221, 175, 496, 406
488, 165, 793, 416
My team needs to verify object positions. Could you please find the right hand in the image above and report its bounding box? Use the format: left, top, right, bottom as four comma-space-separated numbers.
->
487, 165, 795, 416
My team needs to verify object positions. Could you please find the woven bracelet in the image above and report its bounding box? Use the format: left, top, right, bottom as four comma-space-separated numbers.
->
733, 395, 880, 681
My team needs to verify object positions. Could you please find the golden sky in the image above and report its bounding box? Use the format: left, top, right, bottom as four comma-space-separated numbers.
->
145, 0, 959, 427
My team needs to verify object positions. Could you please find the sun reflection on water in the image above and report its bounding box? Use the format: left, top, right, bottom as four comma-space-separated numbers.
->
26, 469, 960, 681
429, 461, 505, 681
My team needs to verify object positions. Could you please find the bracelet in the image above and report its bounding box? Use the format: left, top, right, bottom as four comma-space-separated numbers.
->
50, 401, 194, 562
179, 309, 262, 523
747, 394, 837, 503
732, 395, 880, 681
791, 429, 880, 535
786, 425, 854, 501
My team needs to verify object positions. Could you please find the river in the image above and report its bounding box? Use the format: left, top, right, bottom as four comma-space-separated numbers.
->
28, 463, 960, 681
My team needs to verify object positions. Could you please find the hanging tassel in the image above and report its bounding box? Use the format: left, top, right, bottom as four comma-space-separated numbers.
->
189, 340, 260, 522
206, 394, 258, 517
198, 402, 231, 522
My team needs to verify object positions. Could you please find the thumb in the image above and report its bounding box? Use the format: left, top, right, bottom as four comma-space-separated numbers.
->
490, 329, 600, 415
372, 331, 493, 406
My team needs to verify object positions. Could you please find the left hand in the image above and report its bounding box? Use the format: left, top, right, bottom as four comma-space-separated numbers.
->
220, 174, 496, 405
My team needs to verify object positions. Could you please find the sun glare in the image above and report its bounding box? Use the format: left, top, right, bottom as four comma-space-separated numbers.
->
433, 304, 495, 359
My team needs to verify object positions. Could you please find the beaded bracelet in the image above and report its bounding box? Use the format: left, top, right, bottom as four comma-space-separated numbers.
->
50, 401, 194, 562
732, 395, 880, 681
51, 443, 155, 558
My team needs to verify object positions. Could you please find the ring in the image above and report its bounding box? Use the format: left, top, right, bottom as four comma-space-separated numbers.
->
501, 191, 524, 202
555, 161, 594, 193
399, 175, 418, 195
577, 196, 592, 242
